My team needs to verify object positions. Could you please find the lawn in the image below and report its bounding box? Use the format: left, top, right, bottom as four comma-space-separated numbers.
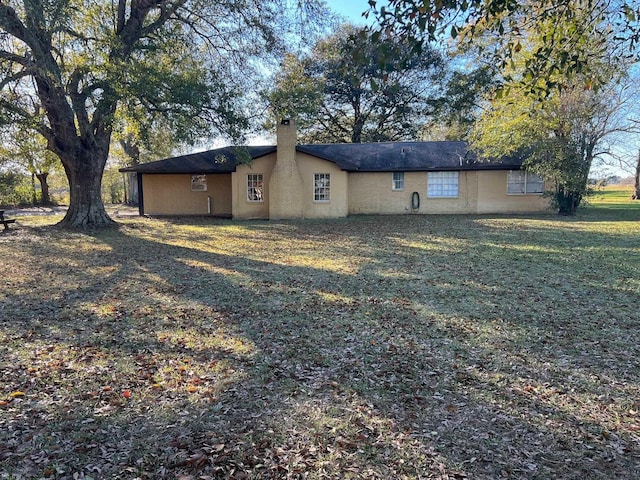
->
1, 189, 639, 479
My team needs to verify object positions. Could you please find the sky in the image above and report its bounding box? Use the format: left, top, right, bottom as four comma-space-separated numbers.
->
323, 0, 375, 25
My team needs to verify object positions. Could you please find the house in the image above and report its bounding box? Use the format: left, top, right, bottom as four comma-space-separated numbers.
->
119, 119, 551, 219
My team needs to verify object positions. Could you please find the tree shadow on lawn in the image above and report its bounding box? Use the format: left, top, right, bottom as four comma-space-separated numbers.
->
1, 218, 639, 479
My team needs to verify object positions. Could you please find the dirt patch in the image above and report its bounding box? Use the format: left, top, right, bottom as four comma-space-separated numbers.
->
3, 204, 139, 218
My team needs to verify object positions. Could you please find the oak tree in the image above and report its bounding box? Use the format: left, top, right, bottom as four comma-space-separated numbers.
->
0, 0, 294, 227
267, 24, 446, 143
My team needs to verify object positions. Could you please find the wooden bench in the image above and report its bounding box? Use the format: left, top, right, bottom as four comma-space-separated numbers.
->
0, 210, 16, 230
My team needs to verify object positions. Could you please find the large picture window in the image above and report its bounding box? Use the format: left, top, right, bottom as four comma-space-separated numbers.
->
314, 173, 330, 202
392, 172, 405, 191
428, 171, 459, 198
507, 171, 544, 194
247, 174, 264, 202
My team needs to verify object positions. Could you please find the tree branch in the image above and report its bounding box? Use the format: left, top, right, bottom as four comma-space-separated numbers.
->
0, 48, 30, 67
0, 2, 28, 42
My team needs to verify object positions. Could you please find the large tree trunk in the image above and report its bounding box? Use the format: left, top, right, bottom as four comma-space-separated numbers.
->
35, 172, 51, 205
120, 136, 140, 205
557, 186, 581, 215
58, 150, 115, 228
124, 172, 139, 205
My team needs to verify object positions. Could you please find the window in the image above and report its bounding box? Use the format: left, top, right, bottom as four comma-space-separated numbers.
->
428, 171, 459, 198
392, 172, 405, 191
507, 171, 544, 194
247, 174, 264, 202
314, 173, 330, 202
191, 175, 207, 191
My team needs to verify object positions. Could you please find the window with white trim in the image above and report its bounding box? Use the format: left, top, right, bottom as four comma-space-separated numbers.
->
507, 170, 544, 194
247, 174, 264, 202
191, 175, 207, 191
428, 171, 459, 198
314, 173, 330, 202
392, 172, 405, 190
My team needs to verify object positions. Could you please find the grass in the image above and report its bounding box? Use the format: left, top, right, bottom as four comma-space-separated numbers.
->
1, 187, 639, 479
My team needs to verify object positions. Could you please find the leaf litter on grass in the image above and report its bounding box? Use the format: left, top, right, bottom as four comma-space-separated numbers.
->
1, 207, 640, 479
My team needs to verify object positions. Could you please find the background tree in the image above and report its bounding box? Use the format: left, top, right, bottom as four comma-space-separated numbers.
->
111, 107, 195, 205
267, 24, 446, 143
265, 52, 326, 139
0, 0, 306, 228
470, 11, 638, 215
369, 0, 640, 95
0, 127, 57, 205
423, 64, 498, 140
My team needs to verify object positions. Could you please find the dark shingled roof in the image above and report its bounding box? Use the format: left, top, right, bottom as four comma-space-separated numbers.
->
120, 141, 523, 174
297, 141, 523, 171
120, 146, 276, 174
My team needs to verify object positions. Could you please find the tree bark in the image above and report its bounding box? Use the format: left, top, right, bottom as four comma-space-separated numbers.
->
557, 186, 581, 215
35, 172, 51, 205
58, 149, 115, 228
120, 136, 141, 205
124, 172, 139, 205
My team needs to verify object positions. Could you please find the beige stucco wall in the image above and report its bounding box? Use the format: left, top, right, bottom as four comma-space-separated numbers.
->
348, 170, 551, 215
231, 152, 348, 219
476, 170, 552, 213
296, 153, 348, 218
140, 159, 552, 218
348, 172, 425, 214
142, 174, 232, 216
232, 154, 276, 219
348, 171, 479, 214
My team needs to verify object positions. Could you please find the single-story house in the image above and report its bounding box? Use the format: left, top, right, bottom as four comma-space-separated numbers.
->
120, 119, 551, 219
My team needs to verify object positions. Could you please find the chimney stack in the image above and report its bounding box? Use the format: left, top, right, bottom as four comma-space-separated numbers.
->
269, 119, 304, 219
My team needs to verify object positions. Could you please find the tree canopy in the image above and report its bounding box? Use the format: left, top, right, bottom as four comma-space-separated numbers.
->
469, 7, 638, 214
370, 0, 640, 95
0, 127, 57, 205
0, 0, 310, 227
266, 24, 446, 143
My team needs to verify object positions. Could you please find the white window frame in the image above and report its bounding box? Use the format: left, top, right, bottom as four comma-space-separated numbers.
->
314, 173, 330, 202
247, 174, 264, 202
507, 170, 545, 195
191, 174, 207, 192
392, 172, 405, 191
427, 171, 459, 198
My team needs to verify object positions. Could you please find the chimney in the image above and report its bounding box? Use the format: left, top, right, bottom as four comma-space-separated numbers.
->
269, 119, 304, 219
